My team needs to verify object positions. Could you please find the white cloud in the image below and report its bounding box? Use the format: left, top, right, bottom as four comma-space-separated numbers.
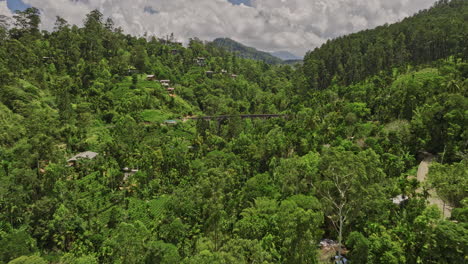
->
21, 0, 437, 56
0, 0, 14, 19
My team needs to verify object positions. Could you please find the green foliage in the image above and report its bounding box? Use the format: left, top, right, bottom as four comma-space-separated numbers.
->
411, 93, 467, 161
60, 253, 98, 264
7, 256, 47, 264
303, 0, 468, 90
346, 232, 370, 264
0, 228, 38, 263
428, 159, 468, 207
140, 109, 173, 123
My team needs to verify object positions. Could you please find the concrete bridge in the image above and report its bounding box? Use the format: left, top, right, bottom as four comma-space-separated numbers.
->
186, 114, 289, 121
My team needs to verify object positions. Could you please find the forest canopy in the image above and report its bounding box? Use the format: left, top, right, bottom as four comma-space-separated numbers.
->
0, 0, 466, 263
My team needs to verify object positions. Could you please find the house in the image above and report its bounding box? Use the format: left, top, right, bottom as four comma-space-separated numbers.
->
391, 194, 409, 205
206, 71, 214, 77
231, 74, 238, 78
221, 69, 227, 74
195, 57, 206, 66
122, 167, 139, 181
146, 75, 157, 81
67, 151, 98, 167
160, 80, 170, 87
167, 87, 175, 95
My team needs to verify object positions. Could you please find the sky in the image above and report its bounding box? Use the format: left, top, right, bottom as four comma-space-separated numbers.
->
1, 0, 437, 56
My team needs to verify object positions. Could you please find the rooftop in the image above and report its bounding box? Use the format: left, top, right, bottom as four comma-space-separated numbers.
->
391, 194, 409, 205
67, 151, 98, 162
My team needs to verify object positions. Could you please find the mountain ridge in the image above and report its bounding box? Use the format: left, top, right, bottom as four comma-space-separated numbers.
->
270, 50, 302, 61
212, 37, 284, 64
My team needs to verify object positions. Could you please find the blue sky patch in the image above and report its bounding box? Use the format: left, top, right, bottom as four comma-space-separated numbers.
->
144, 6, 159, 15
7, 0, 30, 12
228, 0, 252, 7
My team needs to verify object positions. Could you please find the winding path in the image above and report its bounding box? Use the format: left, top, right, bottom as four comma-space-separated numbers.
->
416, 155, 452, 218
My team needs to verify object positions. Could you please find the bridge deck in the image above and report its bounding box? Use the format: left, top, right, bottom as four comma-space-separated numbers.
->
187, 114, 288, 120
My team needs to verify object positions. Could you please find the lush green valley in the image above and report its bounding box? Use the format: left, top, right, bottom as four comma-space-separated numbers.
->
0, 1, 467, 263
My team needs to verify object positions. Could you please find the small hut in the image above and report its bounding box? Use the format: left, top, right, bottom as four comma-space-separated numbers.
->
160, 80, 170, 87
231, 74, 238, 79
391, 195, 409, 205
122, 167, 139, 181
195, 57, 206, 66
146, 75, 157, 81
206, 71, 214, 77
167, 87, 175, 95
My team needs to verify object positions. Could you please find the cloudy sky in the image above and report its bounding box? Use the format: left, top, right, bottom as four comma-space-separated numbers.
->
1, 0, 437, 56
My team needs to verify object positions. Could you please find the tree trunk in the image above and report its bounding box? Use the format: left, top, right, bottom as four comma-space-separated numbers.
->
338, 207, 343, 259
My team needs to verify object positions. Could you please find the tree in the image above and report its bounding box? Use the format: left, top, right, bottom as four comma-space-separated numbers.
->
0, 2, 466, 262
411, 93, 467, 161
145, 241, 181, 264
132, 45, 150, 73
430, 220, 468, 263
273, 152, 320, 197
7, 255, 47, 264
11, 7, 40, 39
366, 225, 406, 264
235, 198, 279, 241
277, 195, 323, 264
346, 232, 370, 263
0, 15, 9, 43
316, 148, 386, 258
50, 17, 82, 72
60, 254, 99, 264
0, 228, 38, 263
102, 222, 149, 264
53, 75, 74, 122
54, 16, 69, 31
428, 159, 467, 208
82, 10, 105, 62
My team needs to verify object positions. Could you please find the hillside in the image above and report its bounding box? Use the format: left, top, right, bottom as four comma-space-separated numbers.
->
303, 0, 468, 90
0, 2, 466, 264
212, 37, 284, 64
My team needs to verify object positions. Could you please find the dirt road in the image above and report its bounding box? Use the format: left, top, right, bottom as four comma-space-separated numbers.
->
417, 156, 452, 218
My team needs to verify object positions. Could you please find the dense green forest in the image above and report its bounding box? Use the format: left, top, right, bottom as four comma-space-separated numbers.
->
0, 0, 467, 263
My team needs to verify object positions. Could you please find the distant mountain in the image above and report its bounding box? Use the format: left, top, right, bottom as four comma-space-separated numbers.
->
283, 59, 304, 66
270, 51, 302, 61
212, 38, 283, 64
